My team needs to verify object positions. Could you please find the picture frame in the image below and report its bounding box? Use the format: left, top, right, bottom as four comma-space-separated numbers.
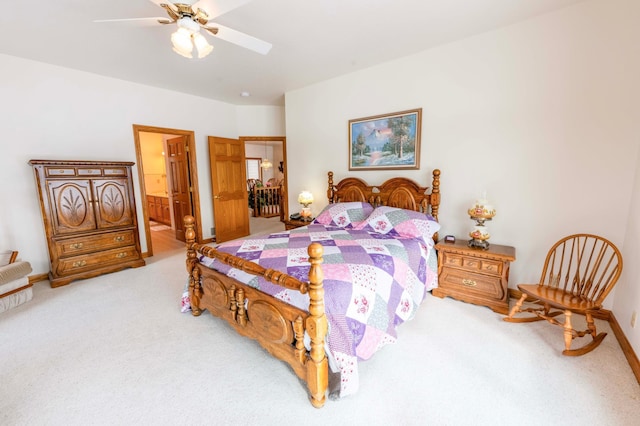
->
349, 108, 422, 171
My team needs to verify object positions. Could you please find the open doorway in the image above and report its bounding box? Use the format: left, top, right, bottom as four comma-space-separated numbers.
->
133, 124, 203, 257
240, 136, 288, 236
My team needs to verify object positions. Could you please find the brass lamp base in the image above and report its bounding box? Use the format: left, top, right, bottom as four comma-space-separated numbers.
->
469, 216, 492, 250
468, 238, 490, 249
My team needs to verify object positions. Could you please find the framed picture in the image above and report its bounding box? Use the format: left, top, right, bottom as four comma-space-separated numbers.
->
349, 108, 422, 171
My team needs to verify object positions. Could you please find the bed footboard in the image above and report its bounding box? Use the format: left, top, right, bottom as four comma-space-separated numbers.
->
184, 216, 328, 408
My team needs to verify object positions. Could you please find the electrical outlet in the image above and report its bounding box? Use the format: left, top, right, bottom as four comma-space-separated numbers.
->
632, 311, 637, 328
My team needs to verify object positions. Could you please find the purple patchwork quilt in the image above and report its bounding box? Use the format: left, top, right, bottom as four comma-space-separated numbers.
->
196, 224, 438, 397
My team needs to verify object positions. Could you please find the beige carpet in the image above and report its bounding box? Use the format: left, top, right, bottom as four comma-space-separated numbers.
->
1, 234, 639, 425
249, 214, 285, 236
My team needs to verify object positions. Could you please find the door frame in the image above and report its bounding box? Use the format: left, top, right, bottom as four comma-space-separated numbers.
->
132, 124, 203, 257
239, 136, 288, 221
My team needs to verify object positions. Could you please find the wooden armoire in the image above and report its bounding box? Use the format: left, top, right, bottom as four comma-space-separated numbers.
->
29, 160, 145, 287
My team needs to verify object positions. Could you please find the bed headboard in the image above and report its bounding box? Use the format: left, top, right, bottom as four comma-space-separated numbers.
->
326, 169, 441, 222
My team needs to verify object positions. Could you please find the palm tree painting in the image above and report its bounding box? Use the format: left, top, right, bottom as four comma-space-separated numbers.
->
349, 108, 421, 170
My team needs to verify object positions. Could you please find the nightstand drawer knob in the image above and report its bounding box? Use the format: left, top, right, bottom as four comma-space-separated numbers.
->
462, 279, 477, 287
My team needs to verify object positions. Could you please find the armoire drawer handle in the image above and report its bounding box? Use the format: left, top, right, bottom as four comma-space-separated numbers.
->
462, 279, 477, 287
72, 260, 87, 268
70, 243, 84, 250
116, 252, 127, 258
114, 236, 125, 242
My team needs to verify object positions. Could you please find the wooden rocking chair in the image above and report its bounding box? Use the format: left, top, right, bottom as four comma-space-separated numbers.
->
504, 234, 623, 356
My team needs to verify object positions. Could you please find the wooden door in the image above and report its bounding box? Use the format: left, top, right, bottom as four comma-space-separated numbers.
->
167, 136, 192, 242
46, 180, 97, 235
209, 136, 249, 243
92, 178, 134, 229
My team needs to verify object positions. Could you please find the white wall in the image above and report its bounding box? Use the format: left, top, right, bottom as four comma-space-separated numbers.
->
621, 149, 640, 351
285, 0, 640, 346
237, 106, 285, 136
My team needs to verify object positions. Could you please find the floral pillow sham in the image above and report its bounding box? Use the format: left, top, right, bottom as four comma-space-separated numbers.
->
311, 202, 374, 228
353, 206, 440, 246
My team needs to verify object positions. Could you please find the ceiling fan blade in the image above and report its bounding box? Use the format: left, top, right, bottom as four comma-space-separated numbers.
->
206, 23, 272, 55
93, 17, 172, 26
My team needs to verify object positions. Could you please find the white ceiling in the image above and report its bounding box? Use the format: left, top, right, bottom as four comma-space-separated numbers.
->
0, 0, 587, 106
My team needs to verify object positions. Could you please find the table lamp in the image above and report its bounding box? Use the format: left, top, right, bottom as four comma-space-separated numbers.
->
468, 193, 496, 249
298, 191, 314, 220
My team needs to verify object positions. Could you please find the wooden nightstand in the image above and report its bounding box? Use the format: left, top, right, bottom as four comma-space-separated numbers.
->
284, 218, 313, 230
433, 239, 516, 314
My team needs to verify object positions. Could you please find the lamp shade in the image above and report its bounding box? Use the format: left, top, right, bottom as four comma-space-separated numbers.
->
298, 191, 314, 207
468, 196, 495, 219
193, 32, 213, 58
171, 27, 193, 58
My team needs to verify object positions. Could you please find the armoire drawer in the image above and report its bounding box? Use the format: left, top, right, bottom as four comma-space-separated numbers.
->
55, 245, 141, 276
55, 230, 136, 257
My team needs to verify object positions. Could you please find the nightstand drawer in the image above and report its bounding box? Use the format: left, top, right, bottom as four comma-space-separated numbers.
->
442, 253, 502, 276
439, 269, 505, 300
443, 252, 464, 267
480, 259, 502, 275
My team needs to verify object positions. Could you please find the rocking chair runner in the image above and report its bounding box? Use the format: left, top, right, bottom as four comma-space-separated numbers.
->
504, 234, 623, 356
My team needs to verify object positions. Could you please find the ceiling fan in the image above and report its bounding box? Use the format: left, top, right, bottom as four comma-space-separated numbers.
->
95, 0, 272, 59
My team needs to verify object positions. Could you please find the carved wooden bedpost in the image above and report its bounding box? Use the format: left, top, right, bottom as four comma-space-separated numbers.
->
430, 169, 441, 221
327, 171, 335, 204
184, 215, 202, 316
305, 242, 328, 408
430, 169, 441, 242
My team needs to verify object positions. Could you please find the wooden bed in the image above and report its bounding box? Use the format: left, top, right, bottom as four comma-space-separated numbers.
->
185, 169, 441, 408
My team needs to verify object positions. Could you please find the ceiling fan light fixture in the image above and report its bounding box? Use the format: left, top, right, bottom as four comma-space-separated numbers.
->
172, 46, 193, 59
171, 27, 194, 58
176, 16, 200, 33
193, 32, 213, 58
96, 1, 272, 59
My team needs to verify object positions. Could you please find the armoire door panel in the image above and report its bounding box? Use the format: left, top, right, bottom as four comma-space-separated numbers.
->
47, 180, 96, 234
92, 179, 134, 228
